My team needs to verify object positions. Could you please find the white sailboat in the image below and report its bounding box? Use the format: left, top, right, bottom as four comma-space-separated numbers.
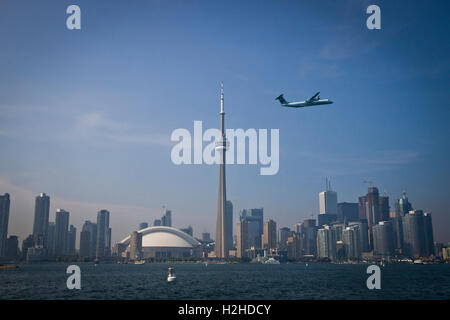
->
167, 266, 176, 282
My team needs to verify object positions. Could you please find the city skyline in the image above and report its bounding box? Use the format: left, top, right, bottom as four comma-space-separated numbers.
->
1, 1, 450, 245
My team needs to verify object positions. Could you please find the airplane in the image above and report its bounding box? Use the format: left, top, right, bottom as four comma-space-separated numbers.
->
275, 92, 333, 108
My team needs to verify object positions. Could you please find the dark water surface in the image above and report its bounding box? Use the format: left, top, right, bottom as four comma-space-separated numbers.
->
1, 263, 449, 299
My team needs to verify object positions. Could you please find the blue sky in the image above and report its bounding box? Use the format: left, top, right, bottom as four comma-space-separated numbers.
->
1, 0, 449, 244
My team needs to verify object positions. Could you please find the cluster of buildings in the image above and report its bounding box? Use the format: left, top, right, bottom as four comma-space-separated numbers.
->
0, 193, 111, 262
231, 185, 443, 262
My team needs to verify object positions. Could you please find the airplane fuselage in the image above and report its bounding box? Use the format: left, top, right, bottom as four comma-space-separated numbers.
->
281, 99, 333, 108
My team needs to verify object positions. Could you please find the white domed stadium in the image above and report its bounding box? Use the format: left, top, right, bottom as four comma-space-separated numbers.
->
119, 226, 201, 259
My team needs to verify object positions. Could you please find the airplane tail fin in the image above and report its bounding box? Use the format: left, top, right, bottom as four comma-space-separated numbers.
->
275, 94, 288, 105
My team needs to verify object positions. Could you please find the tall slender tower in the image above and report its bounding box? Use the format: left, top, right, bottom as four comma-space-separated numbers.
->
215, 83, 229, 258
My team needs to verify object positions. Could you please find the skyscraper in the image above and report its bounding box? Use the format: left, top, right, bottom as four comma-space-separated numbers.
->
423, 212, 435, 257
342, 225, 361, 259
300, 219, 317, 256
32, 193, 50, 248
0, 193, 10, 257
67, 225, 77, 255
379, 195, 390, 222
262, 219, 277, 250
359, 187, 382, 248
215, 83, 230, 258
349, 219, 370, 253
96, 209, 111, 259
402, 210, 425, 257
279, 227, 292, 250
161, 209, 172, 227
81, 220, 97, 258
79, 230, 91, 258
286, 233, 303, 260
319, 179, 338, 215
395, 192, 413, 216
317, 225, 336, 261
225, 200, 233, 250
47, 222, 56, 257
240, 208, 264, 249
54, 209, 69, 255
236, 218, 249, 258
373, 221, 394, 257
337, 202, 359, 223
318, 179, 338, 226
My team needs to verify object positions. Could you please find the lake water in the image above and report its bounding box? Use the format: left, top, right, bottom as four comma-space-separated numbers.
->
1, 263, 449, 299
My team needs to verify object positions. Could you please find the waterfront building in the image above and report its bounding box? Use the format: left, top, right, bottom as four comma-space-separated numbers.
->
0, 193, 10, 257
317, 225, 336, 261
67, 225, 77, 255
300, 219, 317, 256
47, 222, 55, 257
349, 219, 370, 253
262, 219, 277, 250
236, 218, 249, 258
118, 226, 201, 259
287, 233, 303, 259
5, 235, 19, 260
279, 227, 292, 250
240, 208, 264, 249
32, 193, 50, 248
342, 225, 361, 259
373, 221, 394, 257
54, 209, 69, 255
402, 210, 425, 257
96, 209, 111, 259
81, 220, 97, 258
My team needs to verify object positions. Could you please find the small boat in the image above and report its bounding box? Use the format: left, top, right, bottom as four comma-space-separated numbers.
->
134, 260, 145, 265
167, 266, 176, 282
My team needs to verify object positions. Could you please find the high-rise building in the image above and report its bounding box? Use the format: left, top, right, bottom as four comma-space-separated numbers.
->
21, 235, 34, 260
337, 202, 359, 223
319, 180, 338, 226
319, 178, 338, 215
379, 195, 390, 222
423, 213, 434, 257
96, 209, 111, 259
225, 200, 233, 251
67, 225, 77, 255
317, 225, 336, 261
81, 220, 97, 258
236, 218, 249, 259
5, 235, 19, 260
161, 209, 172, 227
373, 221, 394, 257
359, 187, 383, 249
262, 219, 277, 250
391, 214, 403, 252
153, 219, 161, 226
342, 225, 361, 259
331, 223, 345, 242
139, 222, 148, 230
215, 83, 230, 259
300, 219, 317, 256
395, 192, 413, 216
32, 193, 50, 248
279, 227, 292, 250
402, 210, 425, 257
54, 209, 69, 255
349, 219, 370, 253
79, 230, 91, 258
240, 208, 264, 249
287, 233, 303, 260
0, 193, 11, 257
47, 222, 55, 257
129, 231, 142, 260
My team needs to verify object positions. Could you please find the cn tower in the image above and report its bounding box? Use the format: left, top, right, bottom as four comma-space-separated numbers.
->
215, 82, 229, 258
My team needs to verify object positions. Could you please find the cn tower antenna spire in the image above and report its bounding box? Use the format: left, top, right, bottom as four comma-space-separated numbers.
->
220, 81, 224, 114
